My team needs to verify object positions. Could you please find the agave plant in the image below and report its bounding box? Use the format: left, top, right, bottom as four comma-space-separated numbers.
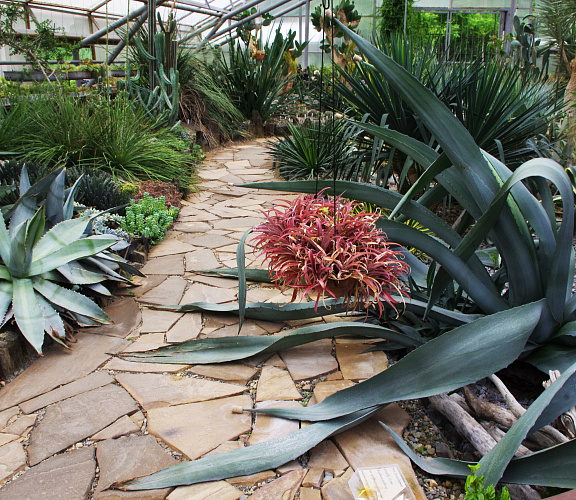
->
252, 190, 409, 315
116, 25, 576, 493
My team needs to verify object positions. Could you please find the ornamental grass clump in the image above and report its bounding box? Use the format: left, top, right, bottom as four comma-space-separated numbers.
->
251, 190, 410, 315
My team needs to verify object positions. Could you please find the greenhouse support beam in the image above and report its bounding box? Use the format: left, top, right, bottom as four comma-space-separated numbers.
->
304, 0, 310, 67
79, 0, 169, 47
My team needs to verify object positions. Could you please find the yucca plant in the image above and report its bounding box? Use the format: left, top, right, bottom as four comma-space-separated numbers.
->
116, 25, 576, 493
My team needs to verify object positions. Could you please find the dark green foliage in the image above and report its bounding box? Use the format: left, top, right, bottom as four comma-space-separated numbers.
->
121, 193, 179, 244
0, 160, 47, 203
65, 167, 130, 211
378, 0, 414, 36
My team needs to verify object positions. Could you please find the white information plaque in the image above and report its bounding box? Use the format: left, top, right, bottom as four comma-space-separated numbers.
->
348, 465, 411, 500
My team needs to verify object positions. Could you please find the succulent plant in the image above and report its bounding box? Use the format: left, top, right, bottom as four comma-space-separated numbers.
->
121, 193, 179, 244
65, 166, 131, 212
0, 159, 47, 204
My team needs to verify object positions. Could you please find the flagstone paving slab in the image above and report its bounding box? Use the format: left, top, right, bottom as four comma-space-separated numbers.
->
88, 298, 142, 338
280, 339, 338, 381
140, 308, 183, 333
94, 435, 177, 499
335, 342, 388, 381
141, 255, 185, 275
300, 487, 323, 500
122, 275, 168, 297
187, 363, 257, 383
116, 372, 245, 410
0, 447, 95, 499
256, 366, 303, 402
120, 333, 167, 352
0, 434, 19, 447
182, 233, 238, 249
188, 275, 239, 289
203, 440, 244, 457
248, 401, 301, 445
303, 468, 325, 488
104, 358, 189, 374
149, 239, 197, 257
0, 408, 19, 430
307, 439, 350, 472
147, 395, 252, 460
91, 415, 140, 441
309, 380, 356, 405
2, 414, 36, 437
249, 469, 305, 500
180, 283, 237, 304
172, 221, 212, 233
139, 276, 188, 306
212, 217, 264, 230
27, 384, 138, 466
0, 441, 26, 482
0, 332, 129, 411
184, 248, 220, 272
167, 481, 243, 500
225, 470, 277, 487
321, 467, 354, 500
166, 313, 202, 343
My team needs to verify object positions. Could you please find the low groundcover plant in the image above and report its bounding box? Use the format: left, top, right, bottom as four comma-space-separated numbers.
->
251, 189, 410, 315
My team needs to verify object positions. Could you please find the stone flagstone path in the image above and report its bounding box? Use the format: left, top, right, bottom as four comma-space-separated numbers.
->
0, 140, 427, 500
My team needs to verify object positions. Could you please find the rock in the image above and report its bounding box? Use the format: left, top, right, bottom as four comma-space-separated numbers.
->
140, 308, 183, 334
141, 255, 185, 275
166, 313, 202, 343
91, 415, 140, 441
256, 366, 302, 402
147, 395, 252, 460
27, 384, 138, 466
325, 372, 344, 380
115, 372, 245, 410
0, 407, 19, 430
226, 470, 276, 488
0, 433, 19, 446
303, 468, 324, 488
276, 461, 302, 474
0, 441, 26, 482
309, 381, 355, 405
19, 371, 114, 414
280, 339, 338, 381
184, 233, 237, 249
88, 298, 142, 338
321, 467, 354, 500
202, 440, 244, 457
187, 363, 257, 384
120, 333, 167, 353
122, 275, 168, 298
184, 249, 220, 272
172, 221, 212, 234
139, 276, 188, 306
190, 276, 240, 289
167, 481, 243, 500
0, 447, 95, 500
2, 414, 36, 437
104, 358, 189, 374
148, 239, 197, 258
299, 487, 322, 500
94, 435, 177, 499
263, 354, 286, 368
307, 440, 349, 472
0, 333, 129, 412
335, 343, 388, 381
248, 401, 301, 445
179, 284, 236, 305
249, 469, 305, 500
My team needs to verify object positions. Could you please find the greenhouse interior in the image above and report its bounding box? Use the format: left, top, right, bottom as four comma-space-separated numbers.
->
0, 0, 576, 499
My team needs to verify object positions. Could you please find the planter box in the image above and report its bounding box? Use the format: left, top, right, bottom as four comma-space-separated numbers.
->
3, 70, 94, 82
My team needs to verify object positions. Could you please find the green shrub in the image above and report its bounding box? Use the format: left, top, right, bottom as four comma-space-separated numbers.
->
121, 193, 179, 244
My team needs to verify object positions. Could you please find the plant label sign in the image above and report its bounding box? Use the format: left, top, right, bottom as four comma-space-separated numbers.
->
348, 465, 413, 500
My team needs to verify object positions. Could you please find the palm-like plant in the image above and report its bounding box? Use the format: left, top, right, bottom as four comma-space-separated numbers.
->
116, 26, 576, 493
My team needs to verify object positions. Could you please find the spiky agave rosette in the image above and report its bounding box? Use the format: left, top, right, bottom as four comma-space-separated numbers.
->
251, 190, 410, 316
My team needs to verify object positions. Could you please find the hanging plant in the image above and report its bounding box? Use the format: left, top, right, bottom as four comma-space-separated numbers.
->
252, 190, 410, 316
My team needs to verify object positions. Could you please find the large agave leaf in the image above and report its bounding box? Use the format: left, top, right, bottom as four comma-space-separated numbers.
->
252, 301, 543, 421
237, 229, 252, 332
199, 268, 273, 282
119, 322, 422, 364
57, 262, 109, 285
8, 221, 31, 278
32, 217, 94, 261
29, 236, 118, 276
36, 293, 66, 344
12, 278, 45, 354
32, 277, 110, 324
0, 280, 13, 325
381, 423, 576, 487
45, 169, 66, 227
0, 213, 11, 266
118, 408, 379, 491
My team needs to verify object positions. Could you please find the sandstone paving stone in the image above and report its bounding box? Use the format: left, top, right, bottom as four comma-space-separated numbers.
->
263, 353, 287, 368
248, 401, 301, 445
172, 221, 211, 233
0, 441, 26, 482
20, 370, 115, 414
203, 440, 244, 457
139, 276, 188, 306
120, 333, 167, 353
2, 414, 36, 437
91, 415, 140, 441
225, 470, 276, 488
309, 380, 356, 405
0, 407, 18, 430
130, 411, 145, 427
198, 168, 229, 180
140, 308, 183, 333
184, 248, 220, 272
208, 206, 258, 219
214, 321, 267, 338
141, 255, 185, 275
303, 468, 325, 488
219, 173, 243, 184
249, 469, 305, 500
0, 433, 19, 446
121, 275, 167, 298
166, 313, 202, 343
0, 332, 129, 411
321, 467, 354, 500
245, 287, 285, 303
280, 339, 338, 381
331, 406, 425, 500
225, 160, 251, 168
256, 366, 303, 402
299, 487, 323, 500
94, 435, 177, 499
180, 283, 237, 304
254, 320, 285, 334
116, 372, 245, 410
149, 239, 198, 258
147, 394, 252, 460
27, 384, 138, 466
203, 313, 238, 328
276, 460, 302, 474
187, 363, 257, 383
335, 343, 388, 381
189, 275, 239, 289
0, 446, 95, 500
307, 439, 349, 472
104, 358, 189, 374
212, 217, 263, 230
183, 233, 237, 249
89, 298, 142, 338
167, 481, 243, 500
